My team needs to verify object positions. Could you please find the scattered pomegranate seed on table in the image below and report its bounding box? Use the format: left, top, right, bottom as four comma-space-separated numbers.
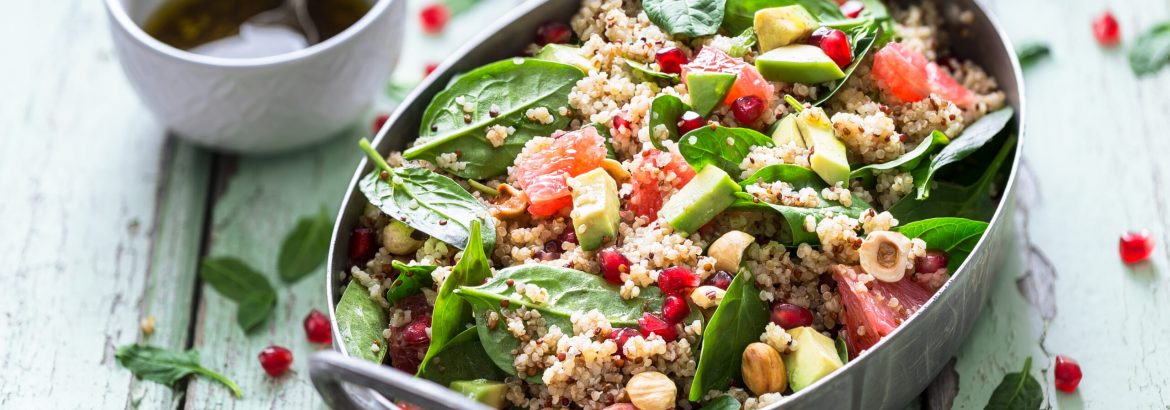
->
840, 1, 865, 18
915, 250, 949, 273
661, 295, 690, 323
809, 28, 853, 68
348, 227, 378, 262
637, 312, 678, 341
536, 21, 572, 46
598, 248, 632, 285
1119, 230, 1154, 264
705, 270, 733, 290
419, 4, 450, 35
731, 95, 765, 124
677, 111, 704, 135
655, 47, 688, 74
1054, 355, 1083, 392
657, 266, 700, 296
258, 345, 293, 377
303, 309, 332, 345
770, 303, 814, 329
1092, 11, 1120, 46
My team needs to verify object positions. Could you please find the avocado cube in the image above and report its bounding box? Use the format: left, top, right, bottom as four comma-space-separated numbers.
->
450, 379, 507, 409
659, 165, 740, 235
770, 113, 806, 148
535, 44, 593, 73
685, 71, 737, 116
755, 45, 846, 84
568, 168, 620, 251
797, 108, 850, 185
754, 6, 819, 52
782, 327, 844, 392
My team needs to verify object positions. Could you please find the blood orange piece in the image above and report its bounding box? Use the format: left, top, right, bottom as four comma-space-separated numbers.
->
833, 264, 932, 358
683, 47, 774, 106
513, 127, 607, 216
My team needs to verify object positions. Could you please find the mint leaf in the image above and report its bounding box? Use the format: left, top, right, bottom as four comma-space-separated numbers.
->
278, 207, 333, 283
116, 344, 242, 398
200, 257, 277, 332
984, 357, 1043, 410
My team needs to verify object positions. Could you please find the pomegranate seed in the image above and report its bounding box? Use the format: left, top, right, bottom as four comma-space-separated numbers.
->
608, 327, 640, 356
705, 270, 733, 290
599, 248, 632, 285
402, 315, 432, 345
655, 47, 688, 75
1119, 230, 1155, 264
419, 4, 450, 35
731, 95, 765, 124
770, 303, 814, 329
303, 309, 332, 345
662, 295, 690, 323
559, 229, 578, 245
840, 1, 865, 18
1054, 355, 1083, 392
371, 113, 390, 135
258, 345, 293, 377
1092, 11, 1120, 46
613, 114, 631, 131
809, 28, 852, 68
536, 21, 572, 46
637, 312, 678, 341
915, 250, 949, 274
348, 227, 377, 262
677, 111, 704, 135
657, 266, 700, 296
424, 63, 439, 76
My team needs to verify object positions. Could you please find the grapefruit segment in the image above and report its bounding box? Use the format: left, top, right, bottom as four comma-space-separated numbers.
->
684, 47, 775, 107
872, 43, 975, 109
513, 128, 607, 216
832, 264, 932, 359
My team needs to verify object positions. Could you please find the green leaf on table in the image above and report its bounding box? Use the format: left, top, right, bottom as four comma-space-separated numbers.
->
678, 126, 775, 178
983, 357, 1042, 410
336, 280, 389, 363
649, 94, 691, 150
419, 221, 493, 376
914, 107, 1014, 199
116, 345, 242, 398
851, 130, 950, 180
701, 395, 743, 410
722, 0, 845, 35
728, 27, 757, 58
200, 257, 278, 332
386, 261, 437, 304
644, 0, 725, 38
690, 269, 770, 401
890, 135, 1015, 223
896, 217, 989, 271
628, 60, 680, 83
278, 206, 333, 283
813, 18, 884, 106
403, 58, 583, 179
1129, 22, 1170, 76
236, 291, 276, 332
1016, 42, 1051, 69
418, 327, 507, 387
730, 164, 871, 245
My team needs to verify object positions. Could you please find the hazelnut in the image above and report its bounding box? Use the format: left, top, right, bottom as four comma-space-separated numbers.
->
382, 220, 423, 255
689, 285, 727, 309
492, 183, 529, 219
707, 231, 755, 273
625, 371, 676, 410
741, 342, 787, 395
858, 231, 911, 282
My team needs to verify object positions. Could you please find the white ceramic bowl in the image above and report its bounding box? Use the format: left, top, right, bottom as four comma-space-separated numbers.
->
105, 0, 405, 153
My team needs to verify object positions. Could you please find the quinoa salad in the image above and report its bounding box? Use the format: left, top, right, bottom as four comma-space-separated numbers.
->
335, 0, 1016, 409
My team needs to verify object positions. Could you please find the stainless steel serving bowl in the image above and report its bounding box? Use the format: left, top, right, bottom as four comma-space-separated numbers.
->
310, 0, 1024, 408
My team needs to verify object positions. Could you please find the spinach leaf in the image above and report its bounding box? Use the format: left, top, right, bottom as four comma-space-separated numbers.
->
649, 94, 691, 150
1129, 22, 1170, 76
1016, 42, 1051, 69
723, 0, 845, 34
200, 257, 277, 333
336, 280, 389, 363
701, 395, 743, 410
403, 58, 583, 179
678, 126, 774, 177
728, 28, 757, 58
457, 264, 665, 381
277, 207, 333, 283
983, 357, 1042, 410
237, 291, 276, 332
420, 221, 493, 375
386, 261, 437, 304
914, 107, 1014, 199
628, 61, 680, 83
418, 327, 507, 387
856, 0, 895, 45
896, 217, 989, 271
835, 336, 849, 364
730, 164, 871, 245
116, 345, 243, 398
359, 139, 496, 253
890, 135, 1015, 223
690, 269, 770, 401
850, 130, 949, 179
644, 0, 725, 38
813, 19, 883, 106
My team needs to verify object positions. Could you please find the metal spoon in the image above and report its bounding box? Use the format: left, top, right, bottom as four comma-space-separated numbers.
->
246, 0, 321, 45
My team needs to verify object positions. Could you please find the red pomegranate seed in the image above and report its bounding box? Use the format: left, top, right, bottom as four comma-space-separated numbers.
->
1054, 355, 1083, 392
705, 270, 733, 290
655, 47, 688, 75
419, 4, 450, 35
661, 295, 690, 324
915, 250, 950, 274
608, 327, 640, 356
258, 345, 293, 377
1092, 11, 1120, 46
559, 229, 578, 245
372, 113, 390, 135
613, 114, 631, 131
809, 28, 852, 68
677, 111, 704, 135
840, 1, 865, 18
403, 315, 432, 345
599, 248, 632, 285
303, 309, 332, 345
348, 227, 377, 262
536, 21, 572, 46
658, 266, 700, 296
770, 303, 814, 329
637, 312, 678, 341
424, 63, 439, 76
731, 95, 765, 124
1119, 230, 1155, 264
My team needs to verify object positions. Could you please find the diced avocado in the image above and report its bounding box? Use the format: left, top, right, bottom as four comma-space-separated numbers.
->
755, 45, 846, 84
450, 379, 507, 409
754, 6, 819, 52
659, 165, 740, 235
796, 108, 850, 185
568, 168, 620, 251
685, 71, 737, 116
770, 113, 806, 148
782, 327, 844, 392
535, 44, 593, 73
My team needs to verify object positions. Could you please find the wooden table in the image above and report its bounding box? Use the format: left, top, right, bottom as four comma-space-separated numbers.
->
3, 0, 1168, 408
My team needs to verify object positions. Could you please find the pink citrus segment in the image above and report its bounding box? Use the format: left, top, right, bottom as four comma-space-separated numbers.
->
628, 149, 695, 220
872, 43, 975, 109
513, 127, 607, 216
925, 62, 975, 110
684, 47, 774, 106
833, 264, 932, 358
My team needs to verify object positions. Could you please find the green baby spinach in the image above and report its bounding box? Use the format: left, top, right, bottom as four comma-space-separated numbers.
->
1130, 22, 1170, 76
890, 135, 1015, 223
914, 107, 1014, 199
723, 0, 845, 35
983, 357, 1042, 410
896, 217, 989, 271
336, 280, 389, 363
359, 139, 496, 253
850, 130, 950, 179
701, 395, 743, 410
678, 126, 775, 178
418, 327, 507, 387
690, 269, 770, 401
116, 345, 242, 398
628, 60, 680, 83
386, 261, 437, 304
649, 94, 691, 150
813, 19, 883, 106
420, 221, 493, 376
730, 164, 871, 245
200, 256, 277, 333
403, 58, 583, 179
644, 0, 725, 38
1016, 42, 1051, 69
277, 206, 333, 283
